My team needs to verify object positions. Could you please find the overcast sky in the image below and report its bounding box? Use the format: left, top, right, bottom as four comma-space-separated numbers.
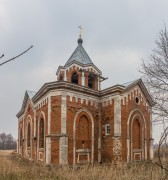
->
0, 0, 167, 142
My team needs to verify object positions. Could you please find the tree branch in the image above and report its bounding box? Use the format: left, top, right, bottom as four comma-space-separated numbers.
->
0, 46, 33, 67
0, 54, 4, 59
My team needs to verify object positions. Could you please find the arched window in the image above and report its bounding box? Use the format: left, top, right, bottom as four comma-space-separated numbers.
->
71, 72, 78, 84
27, 123, 31, 147
20, 128, 22, 147
88, 73, 95, 89
39, 118, 44, 148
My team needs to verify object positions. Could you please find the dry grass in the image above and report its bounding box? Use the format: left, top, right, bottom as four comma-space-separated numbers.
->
0, 151, 166, 180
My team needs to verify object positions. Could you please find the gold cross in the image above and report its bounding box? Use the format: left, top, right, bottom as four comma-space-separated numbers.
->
78, 25, 83, 38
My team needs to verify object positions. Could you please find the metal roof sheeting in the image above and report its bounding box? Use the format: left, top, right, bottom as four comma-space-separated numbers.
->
65, 43, 93, 66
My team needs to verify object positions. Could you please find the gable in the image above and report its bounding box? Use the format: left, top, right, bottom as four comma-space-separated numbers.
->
122, 79, 155, 107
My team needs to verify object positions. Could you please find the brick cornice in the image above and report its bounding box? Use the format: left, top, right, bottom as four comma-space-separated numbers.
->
32, 81, 127, 103
32, 81, 100, 103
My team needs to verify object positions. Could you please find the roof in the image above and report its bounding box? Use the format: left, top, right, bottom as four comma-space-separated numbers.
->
101, 78, 155, 107
65, 38, 93, 66
16, 90, 36, 118
27, 90, 36, 98
121, 79, 140, 87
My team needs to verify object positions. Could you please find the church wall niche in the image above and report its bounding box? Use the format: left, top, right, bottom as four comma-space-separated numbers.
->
76, 114, 92, 163
132, 118, 142, 150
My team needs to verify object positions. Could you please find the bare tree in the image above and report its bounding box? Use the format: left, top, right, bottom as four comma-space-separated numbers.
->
0, 132, 16, 150
0, 45, 33, 67
140, 27, 168, 177
141, 27, 168, 124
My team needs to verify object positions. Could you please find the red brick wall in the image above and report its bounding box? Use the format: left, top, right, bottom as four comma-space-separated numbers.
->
51, 96, 61, 134
101, 100, 114, 162
51, 136, 59, 164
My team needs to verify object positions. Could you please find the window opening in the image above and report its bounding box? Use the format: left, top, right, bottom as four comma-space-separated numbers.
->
27, 123, 31, 147
88, 73, 95, 88
39, 118, 44, 148
135, 97, 139, 104
71, 72, 78, 84
105, 123, 110, 135
20, 129, 22, 147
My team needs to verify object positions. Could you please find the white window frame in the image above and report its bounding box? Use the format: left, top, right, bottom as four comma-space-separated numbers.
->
105, 123, 110, 135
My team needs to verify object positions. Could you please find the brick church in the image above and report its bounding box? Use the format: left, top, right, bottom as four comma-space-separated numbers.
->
17, 35, 154, 165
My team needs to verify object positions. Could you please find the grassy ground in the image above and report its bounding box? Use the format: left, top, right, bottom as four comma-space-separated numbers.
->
0, 150, 166, 180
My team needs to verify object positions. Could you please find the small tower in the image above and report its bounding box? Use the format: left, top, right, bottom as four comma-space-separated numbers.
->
56, 35, 102, 91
